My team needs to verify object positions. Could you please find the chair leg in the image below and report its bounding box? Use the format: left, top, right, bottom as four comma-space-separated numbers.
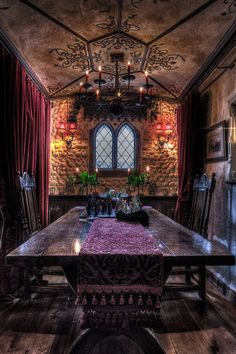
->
198, 265, 206, 301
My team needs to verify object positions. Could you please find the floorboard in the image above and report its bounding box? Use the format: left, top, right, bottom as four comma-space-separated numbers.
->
0, 284, 236, 354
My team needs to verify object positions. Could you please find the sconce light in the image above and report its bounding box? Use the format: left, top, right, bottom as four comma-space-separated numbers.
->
156, 122, 173, 147
57, 99, 77, 148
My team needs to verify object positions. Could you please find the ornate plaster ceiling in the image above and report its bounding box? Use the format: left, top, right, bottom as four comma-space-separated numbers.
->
0, 0, 235, 99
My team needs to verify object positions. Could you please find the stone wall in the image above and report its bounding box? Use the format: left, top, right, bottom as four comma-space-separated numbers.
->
49, 98, 178, 196
199, 48, 236, 293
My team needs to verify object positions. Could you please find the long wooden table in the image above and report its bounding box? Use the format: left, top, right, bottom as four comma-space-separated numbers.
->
6, 206, 235, 300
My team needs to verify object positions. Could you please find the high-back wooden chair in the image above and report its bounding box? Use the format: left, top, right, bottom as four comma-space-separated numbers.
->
188, 173, 216, 238
16, 172, 41, 240
167, 173, 216, 300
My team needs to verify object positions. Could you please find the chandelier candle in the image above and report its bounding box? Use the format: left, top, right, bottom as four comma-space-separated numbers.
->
86, 70, 89, 97
96, 89, 99, 101
145, 70, 149, 94
98, 66, 102, 91
139, 87, 143, 102
128, 61, 131, 89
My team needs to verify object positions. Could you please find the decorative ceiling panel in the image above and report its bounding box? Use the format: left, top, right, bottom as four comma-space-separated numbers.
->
121, 0, 208, 43
29, 0, 118, 41
90, 33, 145, 74
0, 0, 235, 99
144, 0, 236, 95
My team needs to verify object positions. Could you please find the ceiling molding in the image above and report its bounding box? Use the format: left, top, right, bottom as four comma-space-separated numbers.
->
180, 21, 236, 99
200, 57, 235, 93
0, 27, 49, 98
149, 76, 178, 99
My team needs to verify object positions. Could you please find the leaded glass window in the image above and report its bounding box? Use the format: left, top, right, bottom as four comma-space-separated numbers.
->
117, 124, 135, 169
95, 124, 113, 169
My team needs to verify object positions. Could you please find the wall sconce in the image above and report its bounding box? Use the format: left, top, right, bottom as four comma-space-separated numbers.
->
156, 122, 173, 147
56, 99, 77, 148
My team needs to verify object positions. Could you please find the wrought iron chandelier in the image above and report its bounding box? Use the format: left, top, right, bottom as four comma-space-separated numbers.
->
75, 53, 154, 120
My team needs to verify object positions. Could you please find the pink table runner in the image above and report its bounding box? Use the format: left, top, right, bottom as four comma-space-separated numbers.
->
77, 218, 163, 328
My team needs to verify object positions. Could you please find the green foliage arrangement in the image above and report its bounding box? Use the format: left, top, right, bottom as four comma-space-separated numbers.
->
78, 171, 97, 186
128, 170, 148, 186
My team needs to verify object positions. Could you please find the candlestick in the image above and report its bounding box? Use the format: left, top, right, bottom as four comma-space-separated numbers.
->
139, 87, 143, 102
98, 66, 102, 91
128, 61, 130, 89
86, 70, 89, 97
96, 89, 99, 101
145, 70, 149, 94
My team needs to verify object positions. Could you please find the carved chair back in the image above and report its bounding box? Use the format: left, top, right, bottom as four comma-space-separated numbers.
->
16, 172, 41, 239
188, 173, 216, 238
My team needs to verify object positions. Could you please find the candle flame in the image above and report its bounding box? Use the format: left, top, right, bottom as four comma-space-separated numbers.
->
86, 70, 89, 75
128, 61, 130, 66
96, 89, 99, 95
80, 82, 83, 86
74, 239, 81, 254
140, 87, 143, 92
145, 70, 148, 77
98, 66, 102, 72
146, 166, 150, 173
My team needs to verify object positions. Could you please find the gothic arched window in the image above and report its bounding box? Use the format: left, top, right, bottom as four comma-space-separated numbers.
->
95, 123, 113, 169
117, 124, 135, 169
93, 122, 137, 171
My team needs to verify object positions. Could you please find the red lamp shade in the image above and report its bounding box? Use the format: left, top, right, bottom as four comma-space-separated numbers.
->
165, 123, 173, 135
68, 121, 77, 134
156, 123, 163, 133
57, 122, 66, 134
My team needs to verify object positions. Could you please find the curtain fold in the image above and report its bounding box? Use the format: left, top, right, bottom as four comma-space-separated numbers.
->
0, 44, 50, 227
0, 42, 51, 295
174, 91, 202, 225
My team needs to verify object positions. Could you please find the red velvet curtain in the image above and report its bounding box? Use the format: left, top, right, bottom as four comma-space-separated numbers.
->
0, 42, 51, 228
174, 91, 202, 225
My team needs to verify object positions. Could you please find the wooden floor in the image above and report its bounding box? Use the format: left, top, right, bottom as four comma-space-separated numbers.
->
0, 282, 236, 354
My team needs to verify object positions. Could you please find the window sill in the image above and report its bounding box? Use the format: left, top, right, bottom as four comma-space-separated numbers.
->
97, 169, 130, 178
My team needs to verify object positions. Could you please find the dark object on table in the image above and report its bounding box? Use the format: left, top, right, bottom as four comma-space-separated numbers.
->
116, 210, 149, 226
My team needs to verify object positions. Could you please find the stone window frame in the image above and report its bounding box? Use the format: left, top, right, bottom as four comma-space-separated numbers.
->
89, 121, 140, 177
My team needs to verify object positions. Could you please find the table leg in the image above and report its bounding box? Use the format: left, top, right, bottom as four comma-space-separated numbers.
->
23, 266, 31, 300
163, 265, 172, 283
62, 266, 77, 294
68, 328, 166, 354
199, 265, 206, 301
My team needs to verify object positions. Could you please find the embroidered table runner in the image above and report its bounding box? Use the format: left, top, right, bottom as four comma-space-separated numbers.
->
77, 218, 163, 328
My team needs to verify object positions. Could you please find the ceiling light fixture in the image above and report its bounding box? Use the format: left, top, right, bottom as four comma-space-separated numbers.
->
75, 53, 154, 120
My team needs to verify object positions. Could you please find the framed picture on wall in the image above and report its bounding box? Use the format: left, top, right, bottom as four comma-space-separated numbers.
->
206, 121, 227, 162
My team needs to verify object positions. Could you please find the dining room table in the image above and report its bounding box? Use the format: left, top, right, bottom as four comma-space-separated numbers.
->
6, 206, 235, 296
5, 206, 235, 353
